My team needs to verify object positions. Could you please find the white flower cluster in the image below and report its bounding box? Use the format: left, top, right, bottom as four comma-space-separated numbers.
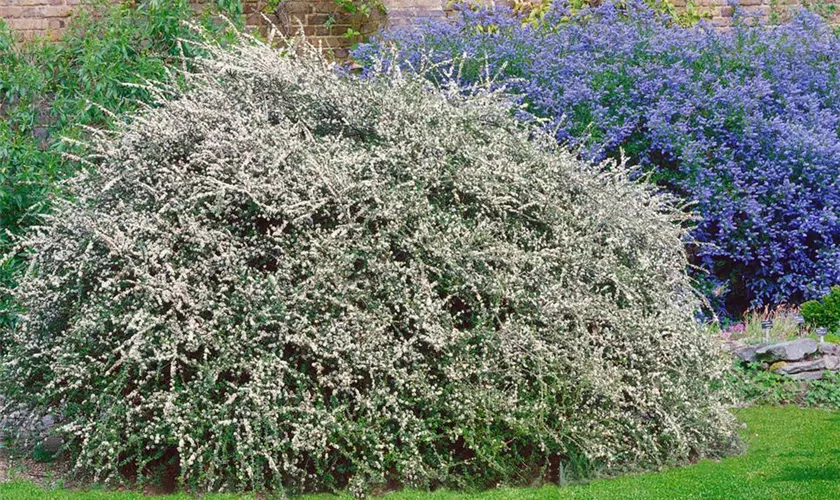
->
0, 34, 739, 495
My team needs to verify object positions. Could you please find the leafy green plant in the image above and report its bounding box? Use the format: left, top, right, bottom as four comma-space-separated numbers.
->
770, 0, 839, 24
330, 0, 386, 43
0, 0, 242, 329
729, 363, 805, 407
823, 333, 840, 344
513, 0, 710, 27
730, 363, 840, 410
213, 0, 244, 22
801, 286, 840, 334
30, 441, 59, 463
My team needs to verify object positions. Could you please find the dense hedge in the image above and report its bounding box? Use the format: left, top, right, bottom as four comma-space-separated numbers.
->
0, 35, 738, 494
355, 1, 840, 316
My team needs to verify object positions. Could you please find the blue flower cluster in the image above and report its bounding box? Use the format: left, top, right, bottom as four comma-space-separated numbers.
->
354, 1, 840, 315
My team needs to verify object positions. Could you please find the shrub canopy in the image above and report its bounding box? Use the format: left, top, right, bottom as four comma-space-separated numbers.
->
355, 1, 840, 315
1, 35, 737, 494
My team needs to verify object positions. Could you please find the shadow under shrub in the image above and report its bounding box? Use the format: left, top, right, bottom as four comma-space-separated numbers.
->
0, 35, 738, 495
354, 1, 840, 316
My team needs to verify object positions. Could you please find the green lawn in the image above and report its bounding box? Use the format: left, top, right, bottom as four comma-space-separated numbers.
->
3, 406, 839, 499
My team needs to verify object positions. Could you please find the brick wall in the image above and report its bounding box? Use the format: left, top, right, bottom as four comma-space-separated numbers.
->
0, 1, 837, 44
0, 1, 439, 43
384, 0, 448, 24
0, 0, 79, 41
268, 1, 387, 58
0, 1, 444, 53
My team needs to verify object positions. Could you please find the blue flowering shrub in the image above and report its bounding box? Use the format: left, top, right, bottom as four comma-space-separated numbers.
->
355, 1, 840, 316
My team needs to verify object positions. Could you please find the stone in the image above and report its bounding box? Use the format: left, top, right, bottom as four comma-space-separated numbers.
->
40, 414, 56, 430
0, 395, 62, 449
819, 342, 840, 356
37, 435, 64, 455
788, 371, 824, 381
722, 340, 743, 353
755, 338, 818, 362
824, 355, 840, 371
775, 358, 824, 375
733, 344, 766, 363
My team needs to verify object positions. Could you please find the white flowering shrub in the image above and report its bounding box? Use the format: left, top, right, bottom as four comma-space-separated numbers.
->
0, 35, 739, 495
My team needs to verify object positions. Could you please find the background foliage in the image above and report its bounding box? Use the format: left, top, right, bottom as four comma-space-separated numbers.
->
512, 0, 710, 27
355, 0, 840, 316
801, 286, 840, 333
0, 0, 242, 329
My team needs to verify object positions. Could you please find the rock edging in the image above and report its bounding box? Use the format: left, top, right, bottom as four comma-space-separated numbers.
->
729, 338, 840, 381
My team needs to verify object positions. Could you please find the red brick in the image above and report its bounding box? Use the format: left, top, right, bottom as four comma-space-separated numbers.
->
0, 7, 23, 18
0, 0, 795, 48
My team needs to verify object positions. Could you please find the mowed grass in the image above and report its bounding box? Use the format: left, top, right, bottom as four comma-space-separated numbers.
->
3, 406, 839, 499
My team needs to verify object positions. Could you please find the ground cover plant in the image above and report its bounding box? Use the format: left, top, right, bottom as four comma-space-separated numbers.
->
730, 365, 840, 409
2, 407, 837, 499
355, 0, 840, 316
0, 0, 242, 329
0, 27, 739, 495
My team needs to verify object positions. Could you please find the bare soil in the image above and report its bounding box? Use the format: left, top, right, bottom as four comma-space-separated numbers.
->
0, 451, 71, 488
